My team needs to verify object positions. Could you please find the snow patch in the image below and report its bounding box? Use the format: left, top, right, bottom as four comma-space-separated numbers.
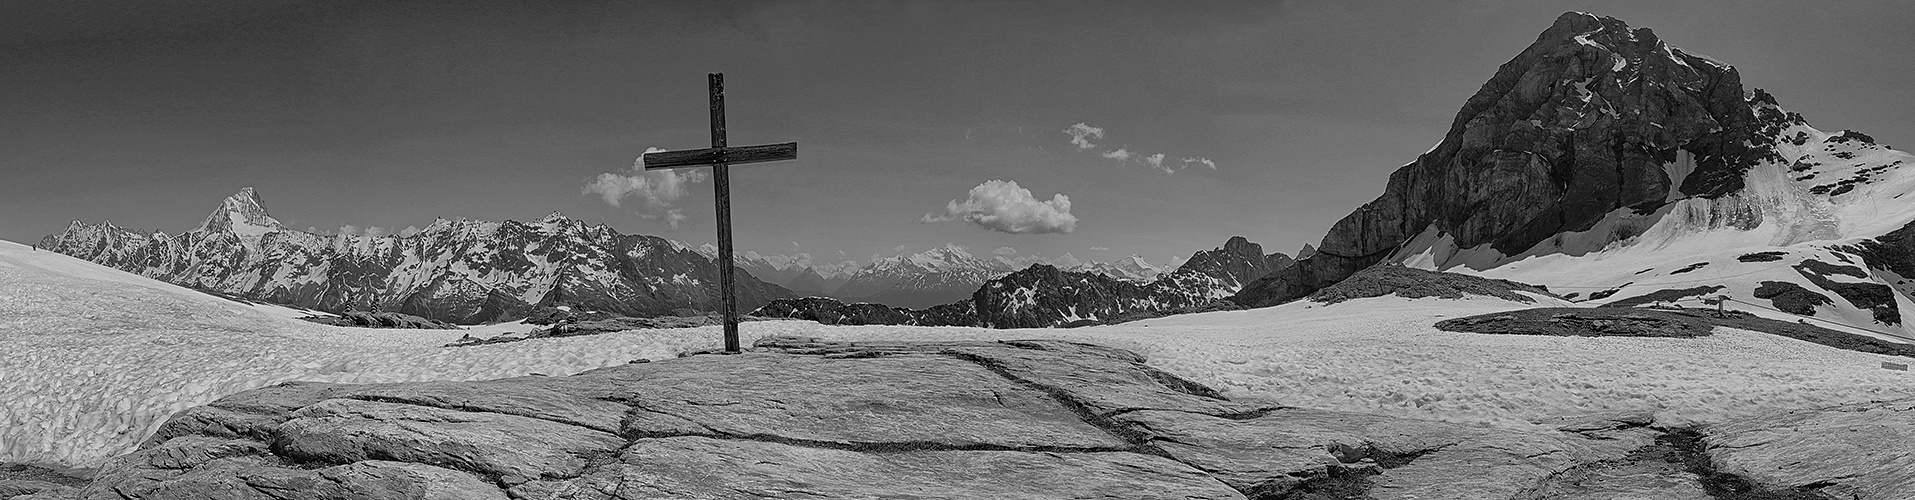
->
1662, 149, 1696, 202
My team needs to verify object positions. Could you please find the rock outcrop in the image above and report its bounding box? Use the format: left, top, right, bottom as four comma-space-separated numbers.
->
63, 337, 1910, 499
1703, 398, 1915, 499
38, 189, 794, 324
297, 311, 461, 330
1305, 265, 1554, 305
1235, 12, 1785, 307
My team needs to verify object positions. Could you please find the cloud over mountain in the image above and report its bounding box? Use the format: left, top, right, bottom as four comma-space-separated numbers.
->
921, 179, 1077, 234
583, 147, 709, 209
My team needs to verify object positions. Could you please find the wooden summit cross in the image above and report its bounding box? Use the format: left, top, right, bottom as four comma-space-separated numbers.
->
643, 73, 797, 354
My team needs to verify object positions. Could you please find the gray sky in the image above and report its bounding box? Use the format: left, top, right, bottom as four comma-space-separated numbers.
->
4, 0, 1911, 268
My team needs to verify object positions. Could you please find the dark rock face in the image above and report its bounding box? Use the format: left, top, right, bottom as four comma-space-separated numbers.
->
1737, 251, 1788, 262
1753, 280, 1833, 316
1236, 13, 1782, 307
37, 189, 794, 324
1174, 236, 1294, 292
1599, 285, 1724, 308
1793, 260, 1899, 325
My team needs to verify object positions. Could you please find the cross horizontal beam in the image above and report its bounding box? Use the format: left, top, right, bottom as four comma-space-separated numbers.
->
643, 142, 798, 170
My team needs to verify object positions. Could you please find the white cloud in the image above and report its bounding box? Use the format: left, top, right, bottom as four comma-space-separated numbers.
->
399, 226, 421, 238
921, 179, 1078, 235
638, 208, 690, 230
1144, 153, 1169, 174
583, 147, 709, 208
338, 224, 361, 236
993, 246, 1017, 255
1064, 124, 1216, 175
1063, 123, 1103, 150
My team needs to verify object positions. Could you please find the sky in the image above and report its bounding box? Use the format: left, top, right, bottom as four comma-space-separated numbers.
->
4, 0, 1913, 270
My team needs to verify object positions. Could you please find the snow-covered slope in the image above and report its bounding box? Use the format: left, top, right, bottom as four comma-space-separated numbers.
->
13, 243, 1909, 470
0, 239, 719, 467
1390, 100, 1915, 343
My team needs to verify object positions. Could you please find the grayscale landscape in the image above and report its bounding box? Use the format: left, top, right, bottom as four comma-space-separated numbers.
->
2, 2, 1912, 499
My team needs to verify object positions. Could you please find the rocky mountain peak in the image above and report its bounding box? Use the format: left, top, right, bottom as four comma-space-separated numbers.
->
1235, 13, 1778, 308
198, 187, 283, 234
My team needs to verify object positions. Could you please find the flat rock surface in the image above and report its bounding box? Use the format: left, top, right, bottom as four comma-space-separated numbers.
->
65, 336, 1915, 500
1704, 398, 1915, 500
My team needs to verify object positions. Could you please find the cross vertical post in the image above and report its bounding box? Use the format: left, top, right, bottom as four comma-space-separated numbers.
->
642, 73, 797, 354
708, 73, 738, 353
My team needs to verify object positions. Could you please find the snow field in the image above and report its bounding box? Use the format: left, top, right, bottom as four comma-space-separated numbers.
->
1114, 297, 1915, 430
6, 238, 1913, 468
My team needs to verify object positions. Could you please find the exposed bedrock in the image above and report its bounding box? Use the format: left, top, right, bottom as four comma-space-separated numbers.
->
51, 337, 1910, 499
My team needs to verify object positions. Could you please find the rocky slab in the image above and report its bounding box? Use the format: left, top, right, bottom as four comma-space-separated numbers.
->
1704, 399, 1915, 499
57, 337, 1915, 500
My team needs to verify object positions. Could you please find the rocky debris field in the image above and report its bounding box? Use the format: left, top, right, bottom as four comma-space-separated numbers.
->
297, 311, 461, 330
443, 314, 771, 347
22, 337, 1912, 499
1304, 266, 1556, 305
1437, 307, 1915, 359
1437, 308, 1712, 338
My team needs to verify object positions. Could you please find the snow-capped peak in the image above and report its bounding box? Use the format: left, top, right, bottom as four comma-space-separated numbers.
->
1113, 254, 1163, 275
907, 243, 975, 269
197, 187, 283, 237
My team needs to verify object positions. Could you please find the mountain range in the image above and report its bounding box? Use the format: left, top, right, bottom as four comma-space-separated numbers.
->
38, 189, 1207, 324
751, 236, 1292, 328
37, 188, 795, 324
731, 243, 1167, 309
